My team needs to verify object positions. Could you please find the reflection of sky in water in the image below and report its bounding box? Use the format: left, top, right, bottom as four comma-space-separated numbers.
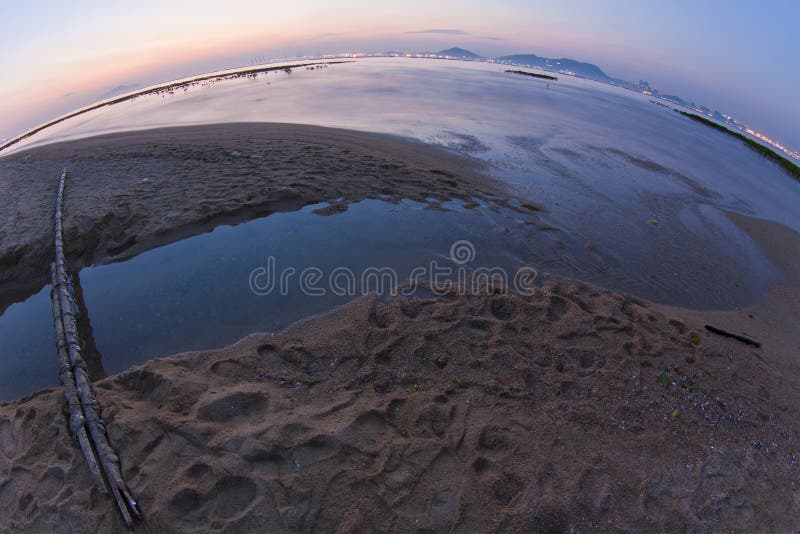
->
0, 200, 532, 398
1, 57, 799, 399
0, 198, 777, 400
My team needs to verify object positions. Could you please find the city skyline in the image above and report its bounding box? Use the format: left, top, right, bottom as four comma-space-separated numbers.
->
1, 1, 798, 150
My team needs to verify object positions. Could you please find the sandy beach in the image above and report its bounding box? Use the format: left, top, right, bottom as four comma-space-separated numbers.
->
1, 125, 799, 531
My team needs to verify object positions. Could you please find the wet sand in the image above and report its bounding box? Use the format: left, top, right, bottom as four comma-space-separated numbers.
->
1, 125, 800, 531
0, 123, 538, 312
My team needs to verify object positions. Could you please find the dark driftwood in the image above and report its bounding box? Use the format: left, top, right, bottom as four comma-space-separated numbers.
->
50, 169, 141, 526
704, 324, 761, 348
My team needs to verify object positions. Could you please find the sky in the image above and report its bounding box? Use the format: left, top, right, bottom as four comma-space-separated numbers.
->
1, 0, 798, 149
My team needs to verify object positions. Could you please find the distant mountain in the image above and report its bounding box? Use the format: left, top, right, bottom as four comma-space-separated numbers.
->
436, 47, 485, 60
98, 83, 140, 100
429, 48, 612, 83
495, 54, 611, 82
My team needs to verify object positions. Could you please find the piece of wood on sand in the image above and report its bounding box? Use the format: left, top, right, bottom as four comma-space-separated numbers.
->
704, 324, 761, 348
50, 168, 142, 526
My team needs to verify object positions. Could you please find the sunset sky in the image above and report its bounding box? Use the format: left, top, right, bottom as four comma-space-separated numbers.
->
1, 0, 798, 148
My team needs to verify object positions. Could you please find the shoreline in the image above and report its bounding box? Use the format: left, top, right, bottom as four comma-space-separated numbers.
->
0, 122, 788, 315
6, 208, 798, 405
0, 122, 538, 313
655, 209, 800, 379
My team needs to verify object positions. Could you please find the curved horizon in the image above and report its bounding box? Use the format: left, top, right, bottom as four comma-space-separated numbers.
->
1, 55, 795, 167
1, 1, 798, 152
0, 58, 345, 154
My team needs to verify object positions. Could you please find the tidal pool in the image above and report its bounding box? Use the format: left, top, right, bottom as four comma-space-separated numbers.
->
0, 197, 776, 400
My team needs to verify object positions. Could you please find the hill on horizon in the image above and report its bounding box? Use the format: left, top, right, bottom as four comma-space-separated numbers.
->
433, 47, 612, 83
436, 47, 485, 60
495, 54, 611, 81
